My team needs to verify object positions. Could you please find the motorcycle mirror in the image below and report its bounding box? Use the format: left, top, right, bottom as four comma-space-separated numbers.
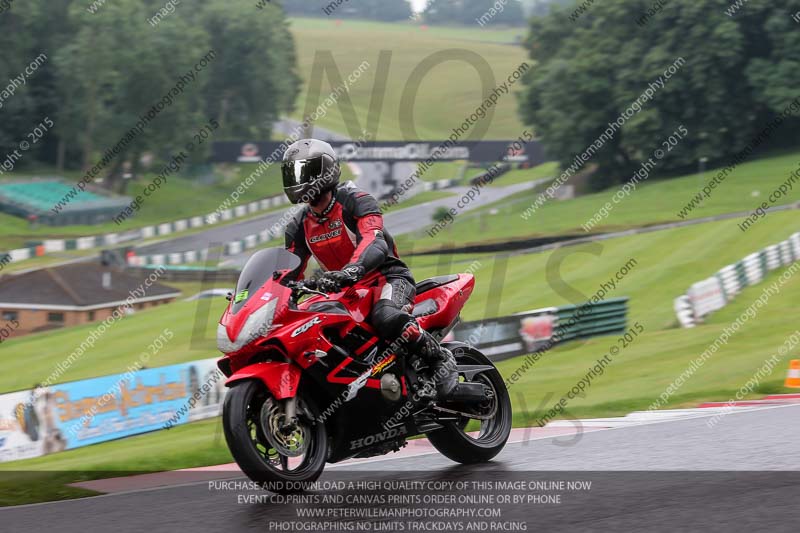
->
225, 292, 233, 302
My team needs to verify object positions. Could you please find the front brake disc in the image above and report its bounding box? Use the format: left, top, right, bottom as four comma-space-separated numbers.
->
260, 398, 309, 458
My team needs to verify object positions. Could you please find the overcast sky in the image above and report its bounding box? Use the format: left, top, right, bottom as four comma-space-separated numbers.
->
410, 0, 426, 13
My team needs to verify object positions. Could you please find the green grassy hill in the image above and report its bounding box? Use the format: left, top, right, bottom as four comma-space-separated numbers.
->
405, 210, 800, 328
288, 17, 529, 140
407, 210, 800, 421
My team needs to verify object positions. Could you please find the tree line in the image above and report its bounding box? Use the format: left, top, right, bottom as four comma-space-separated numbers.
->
0, 0, 300, 192
423, 0, 526, 26
282, 0, 530, 26
282, 0, 413, 21
518, 0, 800, 189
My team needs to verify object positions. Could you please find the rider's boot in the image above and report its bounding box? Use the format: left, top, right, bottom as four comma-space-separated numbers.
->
413, 330, 457, 397
411, 328, 485, 403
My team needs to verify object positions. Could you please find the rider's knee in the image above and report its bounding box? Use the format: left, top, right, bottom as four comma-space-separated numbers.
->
372, 301, 411, 340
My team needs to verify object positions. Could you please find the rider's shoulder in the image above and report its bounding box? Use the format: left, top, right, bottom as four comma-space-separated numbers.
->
335, 181, 370, 202
336, 181, 379, 212
287, 205, 310, 230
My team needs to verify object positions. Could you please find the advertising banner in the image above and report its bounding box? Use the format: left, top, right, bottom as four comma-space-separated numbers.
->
212, 140, 546, 165
448, 308, 558, 361
0, 358, 226, 463
0, 390, 43, 462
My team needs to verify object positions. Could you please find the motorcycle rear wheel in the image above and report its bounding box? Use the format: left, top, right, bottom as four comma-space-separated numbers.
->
223, 380, 327, 493
425, 344, 512, 463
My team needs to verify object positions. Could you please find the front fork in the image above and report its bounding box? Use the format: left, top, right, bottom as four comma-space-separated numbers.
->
281, 397, 298, 432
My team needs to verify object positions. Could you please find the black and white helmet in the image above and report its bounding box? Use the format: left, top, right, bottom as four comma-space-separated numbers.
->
281, 138, 341, 204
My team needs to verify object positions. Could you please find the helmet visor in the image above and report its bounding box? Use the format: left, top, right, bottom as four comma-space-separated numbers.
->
282, 156, 324, 189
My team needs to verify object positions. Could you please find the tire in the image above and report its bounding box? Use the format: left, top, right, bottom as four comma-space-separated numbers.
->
223, 380, 327, 492
426, 344, 512, 464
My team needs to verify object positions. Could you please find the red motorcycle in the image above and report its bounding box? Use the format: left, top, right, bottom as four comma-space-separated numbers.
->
217, 248, 511, 490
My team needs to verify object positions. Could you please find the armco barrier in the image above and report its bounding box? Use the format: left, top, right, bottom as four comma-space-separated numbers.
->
125, 265, 240, 283
675, 231, 800, 327
553, 297, 629, 342
127, 179, 465, 267
0, 233, 122, 271
0, 192, 293, 270
127, 226, 281, 267
450, 297, 629, 361
0, 358, 224, 463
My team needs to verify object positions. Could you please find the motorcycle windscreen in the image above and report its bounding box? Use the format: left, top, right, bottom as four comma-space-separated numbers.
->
231, 248, 301, 314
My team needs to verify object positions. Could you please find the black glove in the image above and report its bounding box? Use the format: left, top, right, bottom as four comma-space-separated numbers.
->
317, 265, 365, 293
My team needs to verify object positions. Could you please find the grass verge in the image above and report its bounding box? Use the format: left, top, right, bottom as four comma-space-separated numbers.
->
403, 150, 800, 248
0, 418, 231, 506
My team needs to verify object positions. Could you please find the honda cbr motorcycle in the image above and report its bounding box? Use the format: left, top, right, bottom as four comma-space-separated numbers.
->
217, 248, 511, 490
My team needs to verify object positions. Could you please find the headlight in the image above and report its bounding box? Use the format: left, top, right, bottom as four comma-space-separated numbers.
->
217, 299, 278, 354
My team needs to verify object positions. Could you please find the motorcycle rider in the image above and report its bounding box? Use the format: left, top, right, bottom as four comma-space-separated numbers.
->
280, 138, 462, 399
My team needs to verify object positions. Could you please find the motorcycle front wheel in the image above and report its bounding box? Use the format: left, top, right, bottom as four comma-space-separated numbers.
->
223, 380, 327, 493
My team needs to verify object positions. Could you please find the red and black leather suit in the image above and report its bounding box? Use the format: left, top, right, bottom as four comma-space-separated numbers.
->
285, 182, 418, 342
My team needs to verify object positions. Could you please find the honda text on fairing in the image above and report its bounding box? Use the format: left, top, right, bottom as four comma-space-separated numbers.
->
216, 248, 512, 490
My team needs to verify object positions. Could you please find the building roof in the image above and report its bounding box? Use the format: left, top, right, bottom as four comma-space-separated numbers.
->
0, 262, 180, 310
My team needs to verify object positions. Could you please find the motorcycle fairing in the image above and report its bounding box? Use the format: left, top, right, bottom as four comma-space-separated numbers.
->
226, 361, 301, 400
